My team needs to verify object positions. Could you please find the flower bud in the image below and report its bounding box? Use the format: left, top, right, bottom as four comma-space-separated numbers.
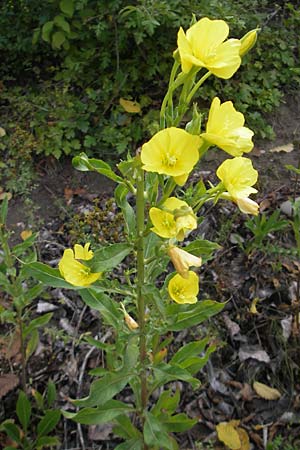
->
239, 29, 259, 57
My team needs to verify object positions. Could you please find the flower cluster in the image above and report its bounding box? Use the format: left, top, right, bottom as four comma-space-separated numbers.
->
58, 17, 259, 306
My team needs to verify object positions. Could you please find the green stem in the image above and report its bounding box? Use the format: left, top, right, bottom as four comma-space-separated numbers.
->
136, 168, 148, 447
159, 178, 176, 205
186, 71, 212, 104
160, 61, 183, 129
17, 309, 27, 391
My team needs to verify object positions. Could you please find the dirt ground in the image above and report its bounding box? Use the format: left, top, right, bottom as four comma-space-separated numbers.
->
2, 93, 300, 449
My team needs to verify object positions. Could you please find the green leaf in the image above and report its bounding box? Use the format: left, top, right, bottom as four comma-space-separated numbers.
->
113, 414, 141, 440
153, 363, 200, 390
73, 370, 133, 407
144, 412, 173, 450
184, 239, 221, 262
180, 344, 216, 375
12, 233, 38, 257
25, 328, 39, 361
80, 289, 122, 328
37, 410, 61, 437
114, 438, 143, 450
54, 15, 71, 33
63, 400, 133, 424
163, 413, 197, 432
32, 389, 44, 410
23, 313, 53, 338
52, 31, 66, 49
42, 21, 54, 42
152, 389, 180, 417
23, 283, 44, 303
167, 300, 225, 331
72, 153, 123, 183
0, 195, 9, 225
2, 423, 21, 444
285, 164, 300, 175
170, 338, 209, 365
35, 436, 60, 448
115, 184, 136, 237
47, 381, 57, 408
23, 262, 77, 289
16, 391, 31, 432
87, 243, 132, 272
59, 0, 74, 17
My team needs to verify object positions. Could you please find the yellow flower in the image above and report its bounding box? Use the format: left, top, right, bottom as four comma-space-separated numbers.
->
149, 197, 197, 241
168, 246, 202, 279
58, 243, 101, 287
141, 128, 201, 185
168, 271, 199, 304
177, 17, 241, 78
217, 157, 259, 215
239, 29, 258, 57
201, 97, 254, 156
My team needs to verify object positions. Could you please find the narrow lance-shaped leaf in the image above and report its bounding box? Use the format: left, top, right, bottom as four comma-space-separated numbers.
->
166, 300, 225, 331
16, 391, 31, 432
62, 400, 133, 425
86, 243, 132, 272
72, 152, 123, 183
80, 289, 122, 328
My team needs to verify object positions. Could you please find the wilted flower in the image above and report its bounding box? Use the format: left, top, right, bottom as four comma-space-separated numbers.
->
168, 271, 199, 304
120, 303, 139, 330
150, 197, 197, 241
141, 127, 201, 185
168, 246, 202, 278
201, 97, 254, 156
177, 17, 241, 79
59, 243, 101, 287
217, 157, 259, 215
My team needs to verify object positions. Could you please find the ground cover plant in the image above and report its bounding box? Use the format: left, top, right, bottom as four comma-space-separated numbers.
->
0, 1, 299, 195
1, 3, 300, 450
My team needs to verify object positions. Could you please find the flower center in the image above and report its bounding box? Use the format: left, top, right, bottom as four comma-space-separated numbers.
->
163, 152, 177, 167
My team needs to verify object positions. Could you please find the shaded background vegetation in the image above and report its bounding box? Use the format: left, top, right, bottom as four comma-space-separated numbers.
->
0, 0, 299, 194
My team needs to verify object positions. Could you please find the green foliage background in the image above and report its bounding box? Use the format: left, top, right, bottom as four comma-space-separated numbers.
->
0, 0, 299, 193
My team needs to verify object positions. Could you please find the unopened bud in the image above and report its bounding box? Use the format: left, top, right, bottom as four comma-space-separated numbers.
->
239, 29, 259, 57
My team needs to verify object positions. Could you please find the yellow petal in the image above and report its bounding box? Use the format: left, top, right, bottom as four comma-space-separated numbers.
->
168, 271, 199, 304
119, 98, 141, 113
216, 422, 241, 449
202, 97, 253, 156
149, 207, 177, 239
59, 247, 101, 287
20, 230, 32, 241
216, 157, 258, 199
177, 18, 241, 79
253, 382, 281, 400
74, 243, 94, 260
141, 128, 200, 177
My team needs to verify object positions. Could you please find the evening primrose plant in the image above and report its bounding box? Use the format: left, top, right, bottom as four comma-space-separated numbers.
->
26, 17, 259, 450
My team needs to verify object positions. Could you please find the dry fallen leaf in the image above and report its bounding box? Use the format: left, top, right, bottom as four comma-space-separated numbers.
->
250, 297, 259, 315
20, 230, 32, 241
0, 373, 19, 398
236, 428, 250, 450
119, 97, 141, 113
216, 422, 241, 449
239, 346, 270, 364
253, 381, 281, 400
223, 314, 241, 338
269, 143, 293, 153
0, 191, 12, 200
